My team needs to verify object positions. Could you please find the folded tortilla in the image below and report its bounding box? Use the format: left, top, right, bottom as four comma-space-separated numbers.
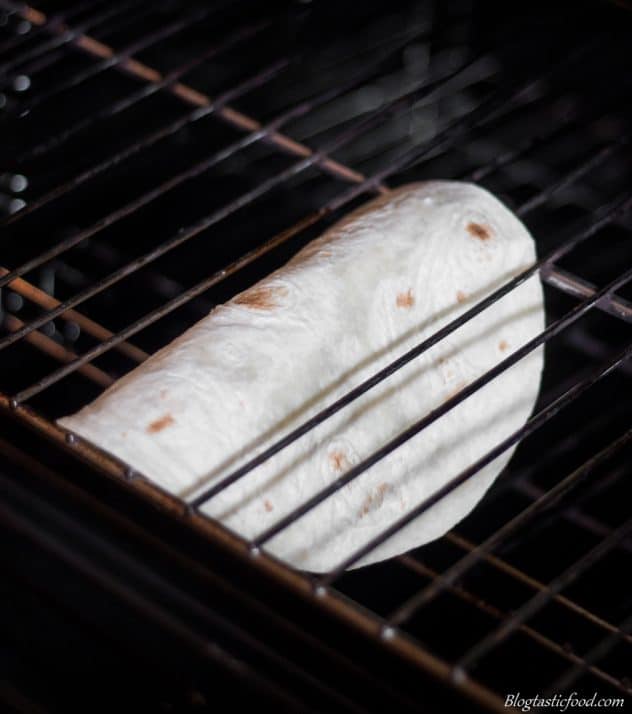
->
59, 181, 544, 571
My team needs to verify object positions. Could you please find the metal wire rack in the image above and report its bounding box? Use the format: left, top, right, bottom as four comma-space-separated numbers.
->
0, 0, 631, 711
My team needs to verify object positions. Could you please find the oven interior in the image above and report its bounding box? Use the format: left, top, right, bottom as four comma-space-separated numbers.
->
0, 0, 631, 712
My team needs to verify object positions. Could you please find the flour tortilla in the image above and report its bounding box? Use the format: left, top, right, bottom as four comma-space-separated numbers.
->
59, 181, 545, 572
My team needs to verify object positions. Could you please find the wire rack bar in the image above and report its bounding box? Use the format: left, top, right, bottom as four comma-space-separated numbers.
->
3, 45, 457, 286
15, 17, 272, 163
456, 513, 632, 673
256, 302, 632, 557
312, 317, 632, 579
0, 266, 149, 363
323, 39, 599, 215
8, 137, 626, 399
0, 0, 173, 92
1, 58, 289, 227
0, 433, 427, 714
515, 136, 630, 218
13, 20, 432, 165
562, 325, 632, 380
512, 466, 632, 555
0, 439, 376, 714
8, 294, 627, 679
444, 530, 632, 648
0, 0, 102, 56
2, 312, 113, 387
0, 396, 515, 714
396, 554, 630, 695
380, 430, 632, 628
545, 612, 632, 696
0, 56, 479, 347
0, 22, 596, 242
0, 16, 436, 234
14, 4, 224, 114
0, 1, 161, 86
541, 265, 632, 323
0, 0, 143, 75
398, 47, 631, 191
9, 178, 625, 412
1, 3, 628, 706
4, 2, 386, 194
6, 255, 628, 663
186, 188, 631, 508
9, 278, 625, 677
1, 32, 601, 367
0, 489, 321, 714
8, 270, 627, 696
465, 109, 595, 184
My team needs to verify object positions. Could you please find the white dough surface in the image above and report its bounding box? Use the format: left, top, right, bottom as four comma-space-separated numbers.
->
59, 181, 545, 571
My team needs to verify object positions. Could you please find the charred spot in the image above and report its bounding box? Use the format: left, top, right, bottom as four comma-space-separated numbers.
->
396, 289, 415, 309
456, 290, 467, 304
329, 449, 349, 473
359, 483, 391, 518
467, 222, 492, 241
499, 339, 509, 352
234, 285, 287, 310
147, 413, 174, 433
264, 499, 274, 512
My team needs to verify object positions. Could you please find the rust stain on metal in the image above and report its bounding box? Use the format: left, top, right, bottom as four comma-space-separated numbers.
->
0, 391, 516, 711
16, 2, 384, 192
23, 7, 46, 24
75, 35, 113, 59
0, 266, 148, 364
124, 58, 161, 82
172, 83, 211, 106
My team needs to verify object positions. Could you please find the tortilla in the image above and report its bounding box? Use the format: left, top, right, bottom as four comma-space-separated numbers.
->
59, 181, 545, 571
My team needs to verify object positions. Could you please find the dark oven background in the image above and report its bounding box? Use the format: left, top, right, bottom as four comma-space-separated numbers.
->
0, 1, 631, 712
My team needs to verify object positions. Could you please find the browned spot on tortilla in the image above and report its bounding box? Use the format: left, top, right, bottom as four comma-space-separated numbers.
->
499, 339, 509, 352
467, 222, 492, 241
444, 381, 466, 403
121, 431, 128, 439
147, 414, 174, 433
234, 285, 287, 310
359, 483, 391, 519
160, 389, 168, 399
329, 450, 349, 473
396, 289, 414, 309
264, 499, 274, 512
456, 290, 467, 304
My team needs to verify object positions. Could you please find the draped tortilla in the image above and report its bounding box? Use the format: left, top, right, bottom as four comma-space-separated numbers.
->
59, 181, 545, 572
